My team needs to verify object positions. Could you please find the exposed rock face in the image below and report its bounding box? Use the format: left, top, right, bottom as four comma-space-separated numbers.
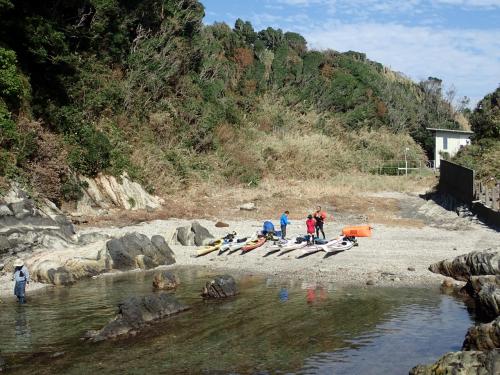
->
106, 232, 175, 271
201, 275, 238, 299
84, 293, 189, 341
410, 350, 500, 375
412, 249, 500, 374
429, 249, 500, 282
26, 233, 174, 286
74, 173, 163, 216
463, 317, 500, 351
174, 221, 213, 246
0, 186, 76, 259
152, 271, 179, 290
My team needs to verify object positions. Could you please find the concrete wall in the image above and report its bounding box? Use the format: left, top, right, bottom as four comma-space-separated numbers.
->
439, 160, 475, 203
435, 131, 471, 168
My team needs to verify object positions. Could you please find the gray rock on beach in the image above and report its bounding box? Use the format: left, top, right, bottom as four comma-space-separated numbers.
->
239, 202, 256, 211
174, 221, 213, 246
429, 249, 500, 282
201, 275, 238, 299
106, 232, 175, 271
84, 293, 189, 342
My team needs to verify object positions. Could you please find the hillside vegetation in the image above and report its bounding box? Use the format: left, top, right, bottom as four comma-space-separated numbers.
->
0, 0, 462, 204
453, 87, 500, 181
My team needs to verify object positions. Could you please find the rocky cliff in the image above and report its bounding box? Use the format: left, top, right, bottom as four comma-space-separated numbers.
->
411, 249, 500, 374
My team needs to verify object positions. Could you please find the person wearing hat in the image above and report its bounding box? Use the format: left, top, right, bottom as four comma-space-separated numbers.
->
12, 259, 29, 304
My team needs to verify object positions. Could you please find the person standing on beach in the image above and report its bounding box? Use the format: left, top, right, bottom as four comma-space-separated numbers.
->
280, 210, 290, 239
12, 259, 29, 304
306, 214, 316, 244
314, 206, 327, 239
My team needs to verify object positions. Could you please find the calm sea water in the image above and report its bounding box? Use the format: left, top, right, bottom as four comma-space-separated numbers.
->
0, 267, 472, 374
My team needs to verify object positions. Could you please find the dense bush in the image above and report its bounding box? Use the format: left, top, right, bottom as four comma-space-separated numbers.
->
0, 0, 463, 201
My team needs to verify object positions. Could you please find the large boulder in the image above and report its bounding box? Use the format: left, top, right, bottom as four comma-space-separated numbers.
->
84, 293, 189, 341
152, 271, 179, 290
32, 260, 75, 286
191, 221, 213, 246
463, 317, 500, 351
201, 275, 238, 299
476, 284, 500, 320
410, 350, 500, 375
151, 235, 175, 265
105, 233, 175, 271
176, 225, 194, 246
174, 221, 213, 246
429, 249, 500, 282
464, 276, 500, 297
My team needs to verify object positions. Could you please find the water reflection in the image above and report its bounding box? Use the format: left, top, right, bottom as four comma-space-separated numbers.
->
0, 267, 474, 375
279, 287, 289, 302
14, 307, 32, 351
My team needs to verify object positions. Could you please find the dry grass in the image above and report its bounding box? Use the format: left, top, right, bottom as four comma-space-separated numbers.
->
79, 174, 435, 228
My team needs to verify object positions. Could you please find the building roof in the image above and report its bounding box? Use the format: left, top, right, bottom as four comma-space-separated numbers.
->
426, 127, 474, 134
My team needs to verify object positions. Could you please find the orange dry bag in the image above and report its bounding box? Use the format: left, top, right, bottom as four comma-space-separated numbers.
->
342, 225, 372, 237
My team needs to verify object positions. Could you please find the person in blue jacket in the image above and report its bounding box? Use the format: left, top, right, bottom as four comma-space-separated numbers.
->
280, 210, 290, 239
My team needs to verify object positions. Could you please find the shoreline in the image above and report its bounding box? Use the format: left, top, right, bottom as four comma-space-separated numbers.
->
1, 192, 498, 298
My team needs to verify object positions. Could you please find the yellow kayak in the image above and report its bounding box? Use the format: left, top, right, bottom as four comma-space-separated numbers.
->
196, 239, 224, 257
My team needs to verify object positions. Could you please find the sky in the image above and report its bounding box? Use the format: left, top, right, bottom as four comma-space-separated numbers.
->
202, 0, 500, 106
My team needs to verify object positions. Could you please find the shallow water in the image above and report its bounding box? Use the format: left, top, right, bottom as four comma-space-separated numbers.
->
0, 267, 472, 374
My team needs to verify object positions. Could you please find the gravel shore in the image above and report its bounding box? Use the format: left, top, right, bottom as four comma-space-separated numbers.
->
1, 193, 499, 299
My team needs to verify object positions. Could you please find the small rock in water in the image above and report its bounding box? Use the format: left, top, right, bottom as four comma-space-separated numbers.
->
441, 279, 454, 288
152, 271, 179, 291
407, 267, 416, 272
366, 279, 375, 285
215, 221, 229, 228
201, 275, 238, 299
0, 263, 4, 271
239, 202, 256, 211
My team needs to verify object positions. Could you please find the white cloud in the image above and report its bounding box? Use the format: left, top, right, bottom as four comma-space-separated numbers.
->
304, 22, 500, 104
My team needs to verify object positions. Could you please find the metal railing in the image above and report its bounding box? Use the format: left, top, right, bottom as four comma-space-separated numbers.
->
362, 160, 435, 175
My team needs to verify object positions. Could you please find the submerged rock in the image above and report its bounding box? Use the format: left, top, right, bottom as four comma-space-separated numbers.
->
429, 249, 500, 282
463, 317, 500, 351
410, 350, 500, 375
84, 293, 189, 342
152, 271, 179, 290
201, 275, 238, 299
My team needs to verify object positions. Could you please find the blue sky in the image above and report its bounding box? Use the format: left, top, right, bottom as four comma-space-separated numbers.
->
202, 0, 500, 106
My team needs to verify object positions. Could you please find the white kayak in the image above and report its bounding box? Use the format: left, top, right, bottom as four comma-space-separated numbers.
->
325, 239, 354, 253
278, 241, 308, 255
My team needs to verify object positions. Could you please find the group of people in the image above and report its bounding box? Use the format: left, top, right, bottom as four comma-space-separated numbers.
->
279, 206, 329, 240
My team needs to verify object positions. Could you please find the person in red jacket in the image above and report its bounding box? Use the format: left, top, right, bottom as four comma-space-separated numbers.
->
306, 214, 316, 244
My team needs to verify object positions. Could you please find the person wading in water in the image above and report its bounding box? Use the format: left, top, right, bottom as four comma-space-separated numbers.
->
314, 206, 327, 239
12, 259, 29, 304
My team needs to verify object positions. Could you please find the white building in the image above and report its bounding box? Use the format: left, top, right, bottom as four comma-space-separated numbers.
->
427, 128, 473, 168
